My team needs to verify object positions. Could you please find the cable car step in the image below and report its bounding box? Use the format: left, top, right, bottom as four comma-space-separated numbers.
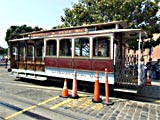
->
114, 88, 137, 93
17, 74, 47, 81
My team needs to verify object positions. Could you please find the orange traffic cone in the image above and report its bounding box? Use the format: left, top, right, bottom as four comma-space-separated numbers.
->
92, 71, 102, 103
71, 71, 79, 99
103, 68, 113, 105
145, 70, 151, 86
60, 79, 69, 98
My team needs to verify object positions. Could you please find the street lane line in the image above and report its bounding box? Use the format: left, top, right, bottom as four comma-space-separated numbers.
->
38, 96, 59, 105
5, 96, 59, 119
0, 82, 62, 91
5, 105, 36, 120
21, 105, 37, 112
50, 98, 73, 110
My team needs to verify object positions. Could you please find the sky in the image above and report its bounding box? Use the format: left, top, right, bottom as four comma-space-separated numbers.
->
0, 0, 78, 48
0, 0, 159, 49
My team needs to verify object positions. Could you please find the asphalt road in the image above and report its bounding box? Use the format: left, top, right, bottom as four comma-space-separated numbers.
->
0, 67, 160, 120
0, 68, 87, 120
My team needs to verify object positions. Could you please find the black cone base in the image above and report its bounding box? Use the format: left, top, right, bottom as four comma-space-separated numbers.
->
92, 98, 102, 103
60, 95, 70, 98
70, 95, 79, 99
103, 100, 114, 105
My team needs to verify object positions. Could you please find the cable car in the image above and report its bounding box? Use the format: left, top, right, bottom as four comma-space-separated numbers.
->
8, 21, 147, 92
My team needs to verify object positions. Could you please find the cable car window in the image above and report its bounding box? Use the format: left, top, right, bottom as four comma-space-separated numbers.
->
59, 39, 72, 56
27, 44, 34, 57
19, 42, 26, 60
36, 40, 43, 57
46, 40, 57, 56
11, 43, 18, 57
75, 38, 89, 57
93, 37, 110, 57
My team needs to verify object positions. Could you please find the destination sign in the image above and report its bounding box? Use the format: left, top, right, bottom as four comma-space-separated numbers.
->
31, 28, 87, 37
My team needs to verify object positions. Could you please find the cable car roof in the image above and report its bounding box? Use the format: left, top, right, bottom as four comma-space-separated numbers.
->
19, 21, 128, 35
9, 21, 147, 41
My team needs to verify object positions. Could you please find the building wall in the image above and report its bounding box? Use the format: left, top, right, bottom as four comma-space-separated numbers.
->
150, 33, 160, 62
128, 33, 160, 64
143, 33, 160, 63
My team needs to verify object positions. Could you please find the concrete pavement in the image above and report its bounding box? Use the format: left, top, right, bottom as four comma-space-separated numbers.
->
137, 79, 160, 99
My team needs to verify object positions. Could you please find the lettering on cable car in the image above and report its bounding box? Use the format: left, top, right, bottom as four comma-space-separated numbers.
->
31, 28, 87, 37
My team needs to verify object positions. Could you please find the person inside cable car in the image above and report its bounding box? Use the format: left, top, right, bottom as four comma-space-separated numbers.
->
97, 51, 102, 56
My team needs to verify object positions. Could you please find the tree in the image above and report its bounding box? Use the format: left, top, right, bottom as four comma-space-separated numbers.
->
59, 0, 160, 49
0, 47, 8, 55
5, 25, 42, 44
61, 0, 159, 27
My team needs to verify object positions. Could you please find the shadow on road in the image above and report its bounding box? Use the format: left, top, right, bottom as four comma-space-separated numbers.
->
14, 77, 160, 103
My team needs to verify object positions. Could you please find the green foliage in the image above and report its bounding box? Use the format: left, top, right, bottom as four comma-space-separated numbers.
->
128, 40, 138, 50
5, 25, 42, 44
0, 48, 8, 55
150, 23, 160, 33
143, 36, 160, 49
60, 0, 159, 28
59, 0, 160, 49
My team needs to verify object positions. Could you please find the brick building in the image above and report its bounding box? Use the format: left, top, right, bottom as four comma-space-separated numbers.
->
143, 33, 160, 63
128, 33, 160, 64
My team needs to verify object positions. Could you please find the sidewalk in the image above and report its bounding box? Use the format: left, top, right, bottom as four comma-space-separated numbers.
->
0, 62, 5, 66
152, 79, 160, 86
137, 79, 160, 99
0, 61, 10, 69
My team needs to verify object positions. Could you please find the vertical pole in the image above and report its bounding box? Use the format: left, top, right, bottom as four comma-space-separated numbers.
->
113, 41, 116, 65
43, 39, 46, 61
89, 37, 93, 59
110, 35, 114, 60
42, 46, 44, 61
15, 47, 17, 61
103, 68, 113, 105
23, 47, 26, 61
32, 46, 35, 61
57, 39, 59, 58
72, 38, 75, 58
138, 32, 141, 85
115, 23, 119, 29
7, 47, 10, 60
105, 68, 109, 103
8, 46, 10, 68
